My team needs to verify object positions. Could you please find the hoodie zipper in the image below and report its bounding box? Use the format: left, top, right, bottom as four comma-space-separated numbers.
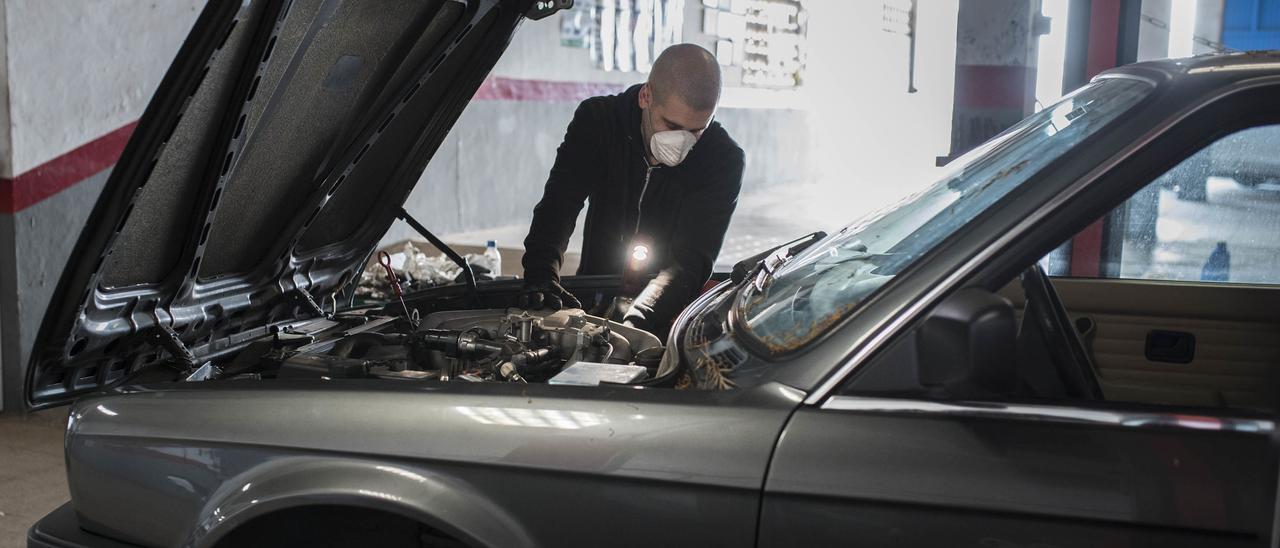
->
635, 164, 655, 234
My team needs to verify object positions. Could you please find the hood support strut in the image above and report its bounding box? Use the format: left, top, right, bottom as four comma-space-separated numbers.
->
396, 208, 481, 306
151, 321, 197, 371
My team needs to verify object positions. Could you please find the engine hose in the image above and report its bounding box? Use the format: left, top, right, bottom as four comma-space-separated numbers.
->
602, 330, 631, 363
495, 347, 557, 381
415, 329, 503, 358
510, 347, 556, 371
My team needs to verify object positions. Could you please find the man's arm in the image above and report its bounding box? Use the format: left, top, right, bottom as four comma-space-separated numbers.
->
625, 146, 745, 333
522, 101, 601, 284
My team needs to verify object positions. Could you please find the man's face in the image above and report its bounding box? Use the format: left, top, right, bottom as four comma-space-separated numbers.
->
639, 83, 715, 150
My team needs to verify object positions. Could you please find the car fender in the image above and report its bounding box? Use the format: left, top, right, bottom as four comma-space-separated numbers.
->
187, 455, 533, 548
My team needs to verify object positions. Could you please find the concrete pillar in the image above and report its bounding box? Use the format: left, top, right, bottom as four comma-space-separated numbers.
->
0, 1, 203, 412
945, 0, 1046, 160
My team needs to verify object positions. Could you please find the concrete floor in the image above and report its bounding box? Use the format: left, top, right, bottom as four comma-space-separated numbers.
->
0, 409, 69, 548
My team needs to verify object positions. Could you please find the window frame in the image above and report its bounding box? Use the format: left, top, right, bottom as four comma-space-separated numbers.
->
811, 76, 1280, 410
1049, 122, 1280, 284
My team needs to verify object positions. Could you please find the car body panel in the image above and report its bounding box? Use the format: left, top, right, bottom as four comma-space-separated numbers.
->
64, 381, 802, 547
760, 398, 1273, 546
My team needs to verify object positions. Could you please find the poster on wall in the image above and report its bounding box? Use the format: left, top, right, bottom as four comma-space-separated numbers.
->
561, 0, 685, 73
560, 5, 594, 48
703, 0, 806, 88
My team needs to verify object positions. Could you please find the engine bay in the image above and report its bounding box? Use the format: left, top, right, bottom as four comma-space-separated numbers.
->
216, 308, 671, 387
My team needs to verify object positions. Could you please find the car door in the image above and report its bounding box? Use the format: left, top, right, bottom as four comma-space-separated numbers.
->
759, 393, 1273, 547
1010, 124, 1280, 412
758, 112, 1280, 548
1002, 278, 1280, 411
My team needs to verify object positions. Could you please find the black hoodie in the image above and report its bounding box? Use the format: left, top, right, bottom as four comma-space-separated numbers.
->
522, 84, 745, 332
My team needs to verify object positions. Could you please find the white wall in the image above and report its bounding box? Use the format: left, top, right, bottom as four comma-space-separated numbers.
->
3, 0, 203, 176
805, 0, 959, 199
385, 1, 817, 249
493, 10, 638, 85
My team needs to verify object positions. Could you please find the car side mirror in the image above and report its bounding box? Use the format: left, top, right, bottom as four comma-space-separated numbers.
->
916, 288, 1018, 398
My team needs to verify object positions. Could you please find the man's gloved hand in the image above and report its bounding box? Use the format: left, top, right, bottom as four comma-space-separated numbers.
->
518, 279, 583, 310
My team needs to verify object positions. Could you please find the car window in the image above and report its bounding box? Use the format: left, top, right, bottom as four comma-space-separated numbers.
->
1045, 124, 1280, 284
841, 122, 1280, 415
736, 77, 1154, 353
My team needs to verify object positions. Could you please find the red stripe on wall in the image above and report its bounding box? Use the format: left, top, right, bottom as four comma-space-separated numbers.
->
473, 76, 627, 102
0, 77, 629, 213
0, 122, 137, 214
953, 65, 1033, 110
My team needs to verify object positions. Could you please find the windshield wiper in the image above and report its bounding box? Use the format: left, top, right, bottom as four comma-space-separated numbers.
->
730, 231, 827, 288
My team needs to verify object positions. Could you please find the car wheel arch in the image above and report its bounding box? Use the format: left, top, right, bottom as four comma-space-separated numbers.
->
185, 456, 534, 548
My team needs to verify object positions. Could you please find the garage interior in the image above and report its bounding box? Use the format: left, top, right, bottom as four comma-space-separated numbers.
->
0, 0, 1276, 545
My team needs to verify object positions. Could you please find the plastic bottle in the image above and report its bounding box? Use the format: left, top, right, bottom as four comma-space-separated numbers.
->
483, 240, 502, 277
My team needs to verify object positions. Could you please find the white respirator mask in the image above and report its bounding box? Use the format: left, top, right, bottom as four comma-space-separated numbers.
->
649, 129, 698, 167
644, 108, 702, 167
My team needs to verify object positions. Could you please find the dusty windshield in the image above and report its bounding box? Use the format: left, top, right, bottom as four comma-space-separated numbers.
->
737, 77, 1153, 353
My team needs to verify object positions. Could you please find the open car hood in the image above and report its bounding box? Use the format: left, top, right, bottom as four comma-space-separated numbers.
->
26, 0, 570, 409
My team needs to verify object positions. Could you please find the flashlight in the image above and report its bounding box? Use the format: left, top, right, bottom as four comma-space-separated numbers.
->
608, 238, 656, 322
627, 237, 654, 273
623, 237, 655, 295
631, 243, 650, 264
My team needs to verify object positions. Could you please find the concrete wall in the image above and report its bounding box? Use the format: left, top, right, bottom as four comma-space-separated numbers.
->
383, 100, 812, 245
805, 0, 959, 197
384, 4, 813, 246
0, 1, 203, 411
4, 1, 203, 177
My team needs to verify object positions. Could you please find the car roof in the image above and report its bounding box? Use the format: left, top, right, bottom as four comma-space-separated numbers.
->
1103, 50, 1280, 88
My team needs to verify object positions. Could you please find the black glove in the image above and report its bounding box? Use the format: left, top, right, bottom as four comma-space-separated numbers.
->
518, 279, 582, 310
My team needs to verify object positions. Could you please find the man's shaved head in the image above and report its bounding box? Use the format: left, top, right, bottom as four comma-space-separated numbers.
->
647, 44, 722, 112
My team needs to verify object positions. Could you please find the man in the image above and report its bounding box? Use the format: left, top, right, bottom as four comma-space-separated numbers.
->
519, 44, 745, 334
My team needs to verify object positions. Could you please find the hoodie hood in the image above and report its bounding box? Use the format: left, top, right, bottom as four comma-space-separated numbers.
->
26, 0, 567, 409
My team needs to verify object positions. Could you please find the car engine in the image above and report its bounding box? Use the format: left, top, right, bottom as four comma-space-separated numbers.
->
234, 308, 667, 386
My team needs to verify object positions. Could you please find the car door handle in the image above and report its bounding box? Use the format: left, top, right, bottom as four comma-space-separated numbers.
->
1145, 330, 1195, 364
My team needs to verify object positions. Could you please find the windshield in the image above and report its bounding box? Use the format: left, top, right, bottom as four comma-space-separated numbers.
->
737, 77, 1153, 353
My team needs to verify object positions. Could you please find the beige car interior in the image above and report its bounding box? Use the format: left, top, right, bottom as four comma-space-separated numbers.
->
1000, 278, 1280, 413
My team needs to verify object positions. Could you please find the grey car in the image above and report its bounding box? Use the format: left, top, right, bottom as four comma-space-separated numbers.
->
23, 1, 1280, 546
